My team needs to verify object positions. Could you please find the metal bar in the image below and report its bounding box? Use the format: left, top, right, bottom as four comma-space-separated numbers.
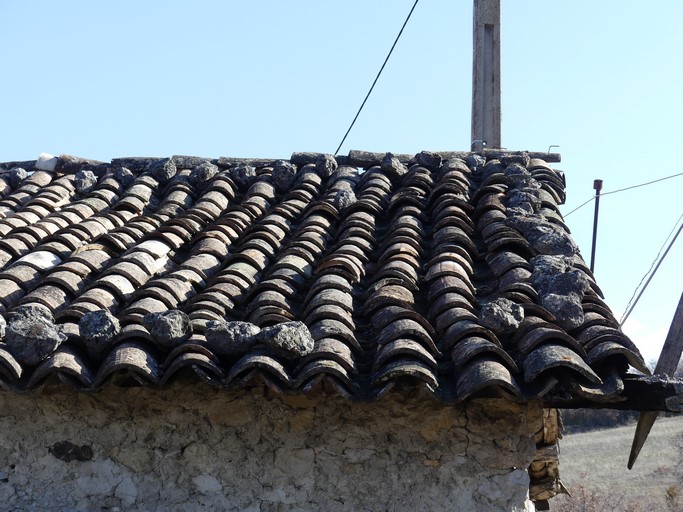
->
590, 179, 603, 273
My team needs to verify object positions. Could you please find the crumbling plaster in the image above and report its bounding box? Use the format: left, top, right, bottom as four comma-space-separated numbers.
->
0, 382, 541, 511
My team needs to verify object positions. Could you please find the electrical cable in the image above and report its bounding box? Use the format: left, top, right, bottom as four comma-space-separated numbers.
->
563, 196, 595, 217
620, 212, 683, 326
563, 171, 683, 217
621, 210, 683, 323
603, 171, 683, 197
334, 0, 420, 156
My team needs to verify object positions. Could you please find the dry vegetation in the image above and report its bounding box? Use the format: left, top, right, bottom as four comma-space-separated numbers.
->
551, 415, 683, 511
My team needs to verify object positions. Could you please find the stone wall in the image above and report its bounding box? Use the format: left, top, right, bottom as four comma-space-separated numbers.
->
0, 382, 542, 511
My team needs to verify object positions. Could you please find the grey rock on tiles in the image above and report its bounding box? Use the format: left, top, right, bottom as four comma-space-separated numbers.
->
549, 270, 590, 297
315, 154, 338, 178
466, 154, 486, 172
503, 163, 533, 187
532, 230, 578, 257
541, 293, 585, 330
149, 158, 178, 183
229, 164, 256, 189
381, 153, 408, 179
189, 161, 219, 188
530, 256, 589, 330
258, 321, 314, 359
506, 188, 541, 214
9, 167, 28, 188
5, 304, 66, 366
75, 170, 98, 194
114, 167, 135, 187
79, 310, 121, 359
332, 189, 356, 212
479, 298, 524, 335
205, 321, 261, 357
530, 255, 573, 295
272, 160, 298, 192
500, 152, 530, 167
506, 215, 578, 257
143, 310, 192, 348
415, 151, 442, 170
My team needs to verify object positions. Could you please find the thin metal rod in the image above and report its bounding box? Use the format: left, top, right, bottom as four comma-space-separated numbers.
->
589, 179, 603, 273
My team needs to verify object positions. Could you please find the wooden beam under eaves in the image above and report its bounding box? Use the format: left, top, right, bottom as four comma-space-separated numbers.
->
628, 291, 683, 469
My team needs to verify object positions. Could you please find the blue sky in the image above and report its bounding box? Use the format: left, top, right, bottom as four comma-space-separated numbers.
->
1, 0, 681, 363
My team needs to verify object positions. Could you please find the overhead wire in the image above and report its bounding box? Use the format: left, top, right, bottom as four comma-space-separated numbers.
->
563, 171, 683, 217
563, 196, 595, 217
622, 209, 683, 317
620, 211, 683, 326
560, 171, 683, 324
334, 0, 420, 156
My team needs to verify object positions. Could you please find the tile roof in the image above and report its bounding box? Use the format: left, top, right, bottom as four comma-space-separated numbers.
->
0, 150, 648, 401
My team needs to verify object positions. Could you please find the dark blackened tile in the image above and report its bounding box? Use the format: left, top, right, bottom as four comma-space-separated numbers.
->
456, 359, 523, 401
522, 343, 601, 384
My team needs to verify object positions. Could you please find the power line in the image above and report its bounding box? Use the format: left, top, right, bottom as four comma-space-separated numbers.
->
620, 212, 683, 326
621, 210, 683, 322
563, 171, 683, 217
563, 196, 595, 217
604, 171, 683, 197
334, 0, 420, 156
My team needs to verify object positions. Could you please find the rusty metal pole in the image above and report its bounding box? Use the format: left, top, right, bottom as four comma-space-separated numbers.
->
590, 179, 603, 273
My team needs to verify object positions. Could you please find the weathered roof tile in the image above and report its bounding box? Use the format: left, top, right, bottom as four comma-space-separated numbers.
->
0, 151, 646, 404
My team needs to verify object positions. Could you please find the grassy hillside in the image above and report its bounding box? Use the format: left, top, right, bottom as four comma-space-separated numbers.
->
551, 415, 683, 511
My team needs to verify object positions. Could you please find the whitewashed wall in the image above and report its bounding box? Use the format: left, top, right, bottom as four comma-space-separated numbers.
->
0, 383, 540, 511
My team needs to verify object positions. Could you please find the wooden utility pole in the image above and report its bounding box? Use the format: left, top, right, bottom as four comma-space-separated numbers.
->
471, 0, 501, 151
